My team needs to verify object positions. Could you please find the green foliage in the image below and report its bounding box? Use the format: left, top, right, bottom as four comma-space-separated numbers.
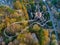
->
0, 28, 2, 34
47, 21, 52, 26
36, 28, 45, 45
4, 37, 9, 44
0, 23, 6, 34
44, 12, 50, 20
0, 5, 5, 8
39, 0, 43, 6
13, 0, 16, 2
30, 3, 36, 12
52, 0, 57, 4
6, 8, 15, 13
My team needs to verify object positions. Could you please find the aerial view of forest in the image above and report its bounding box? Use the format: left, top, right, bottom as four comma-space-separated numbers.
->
0, 0, 60, 45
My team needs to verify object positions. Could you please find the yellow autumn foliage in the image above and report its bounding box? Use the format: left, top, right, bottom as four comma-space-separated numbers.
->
17, 32, 39, 45
0, 23, 5, 29
11, 24, 23, 33
33, 24, 40, 31
5, 17, 10, 27
19, 43, 27, 45
43, 29, 50, 45
14, 0, 22, 9
22, 21, 28, 28
23, 6, 29, 20
43, 29, 49, 37
51, 34, 56, 40
6, 23, 23, 34
0, 14, 3, 16
10, 18, 16, 23
9, 11, 19, 18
